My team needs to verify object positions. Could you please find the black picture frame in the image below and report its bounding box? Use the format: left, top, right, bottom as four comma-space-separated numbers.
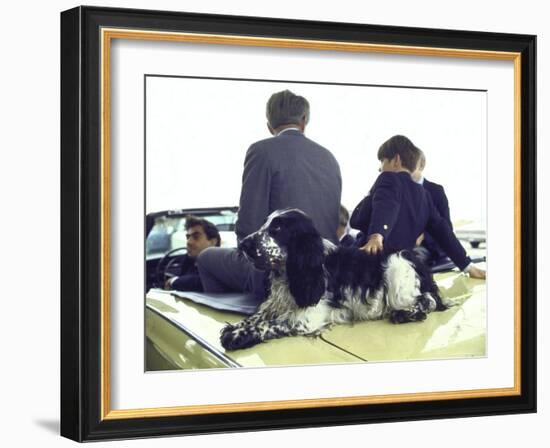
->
61, 5, 536, 442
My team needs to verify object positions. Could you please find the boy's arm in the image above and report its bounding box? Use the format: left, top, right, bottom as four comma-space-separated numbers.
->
425, 198, 471, 270
359, 173, 401, 253
367, 172, 402, 239
434, 183, 452, 228
350, 196, 370, 234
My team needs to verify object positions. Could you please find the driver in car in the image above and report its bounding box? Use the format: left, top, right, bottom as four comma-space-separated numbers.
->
164, 216, 221, 292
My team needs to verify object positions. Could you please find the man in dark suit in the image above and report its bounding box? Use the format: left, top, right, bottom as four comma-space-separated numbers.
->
350, 135, 485, 279
164, 216, 221, 292
197, 90, 342, 300
411, 151, 453, 265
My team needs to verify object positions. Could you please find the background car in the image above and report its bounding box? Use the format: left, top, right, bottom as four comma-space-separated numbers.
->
146, 207, 238, 290
454, 220, 487, 249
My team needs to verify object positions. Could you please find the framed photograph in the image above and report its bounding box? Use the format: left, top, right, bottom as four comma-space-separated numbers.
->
60, 6, 536, 442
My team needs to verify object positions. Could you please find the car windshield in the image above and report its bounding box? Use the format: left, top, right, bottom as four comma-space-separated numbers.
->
146, 209, 238, 257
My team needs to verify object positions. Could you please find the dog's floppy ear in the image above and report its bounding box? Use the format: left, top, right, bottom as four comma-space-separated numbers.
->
286, 232, 325, 307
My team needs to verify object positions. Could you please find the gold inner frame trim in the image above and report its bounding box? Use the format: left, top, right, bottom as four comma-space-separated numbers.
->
514, 55, 522, 391
105, 387, 517, 420
100, 28, 111, 420
100, 27, 522, 421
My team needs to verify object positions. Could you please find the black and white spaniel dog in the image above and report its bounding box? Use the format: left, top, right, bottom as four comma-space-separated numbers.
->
220, 208, 447, 351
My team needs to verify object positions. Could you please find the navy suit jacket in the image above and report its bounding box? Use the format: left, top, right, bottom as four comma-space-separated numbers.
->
422, 178, 452, 261
350, 171, 470, 270
423, 178, 451, 224
171, 254, 203, 292
235, 130, 342, 244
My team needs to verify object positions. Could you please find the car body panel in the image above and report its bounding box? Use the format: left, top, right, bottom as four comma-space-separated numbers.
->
146, 307, 237, 370
320, 271, 486, 361
145, 207, 486, 370
145, 268, 486, 370
146, 291, 365, 369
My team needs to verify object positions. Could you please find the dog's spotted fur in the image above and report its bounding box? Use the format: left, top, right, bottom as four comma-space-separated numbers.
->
220, 209, 446, 350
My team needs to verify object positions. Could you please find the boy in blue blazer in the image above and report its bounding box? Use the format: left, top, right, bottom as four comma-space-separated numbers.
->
350, 135, 485, 279
411, 151, 454, 265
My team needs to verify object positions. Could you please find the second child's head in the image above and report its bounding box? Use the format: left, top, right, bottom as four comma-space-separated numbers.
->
411, 150, 426, 182
377, 135, 421, 173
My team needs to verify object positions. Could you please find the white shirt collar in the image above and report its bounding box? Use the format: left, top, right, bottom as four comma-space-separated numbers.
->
276, 127, 302, 136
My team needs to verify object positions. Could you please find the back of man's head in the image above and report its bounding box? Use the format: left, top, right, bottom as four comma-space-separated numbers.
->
266, 90, 310, 130
377, 135, 421, 172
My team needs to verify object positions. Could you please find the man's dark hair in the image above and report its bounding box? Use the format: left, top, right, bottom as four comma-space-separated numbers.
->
377, 135, 421, 172
266, 90, 310, 130
184, 215, 221, 247
338, 204, 349, 228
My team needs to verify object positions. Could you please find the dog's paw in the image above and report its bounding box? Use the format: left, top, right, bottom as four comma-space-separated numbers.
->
389, 309, 427, 324
220, 324, 262, 351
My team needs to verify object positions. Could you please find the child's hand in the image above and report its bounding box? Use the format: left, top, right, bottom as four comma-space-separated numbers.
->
468, 265, 486, 279
360, 233, 384, 254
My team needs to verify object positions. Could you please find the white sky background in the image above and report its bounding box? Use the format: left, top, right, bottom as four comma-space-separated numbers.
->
146, 77, 487, 227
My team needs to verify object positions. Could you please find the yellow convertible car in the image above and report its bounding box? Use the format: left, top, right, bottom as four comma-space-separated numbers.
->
145, 208, 486, 371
